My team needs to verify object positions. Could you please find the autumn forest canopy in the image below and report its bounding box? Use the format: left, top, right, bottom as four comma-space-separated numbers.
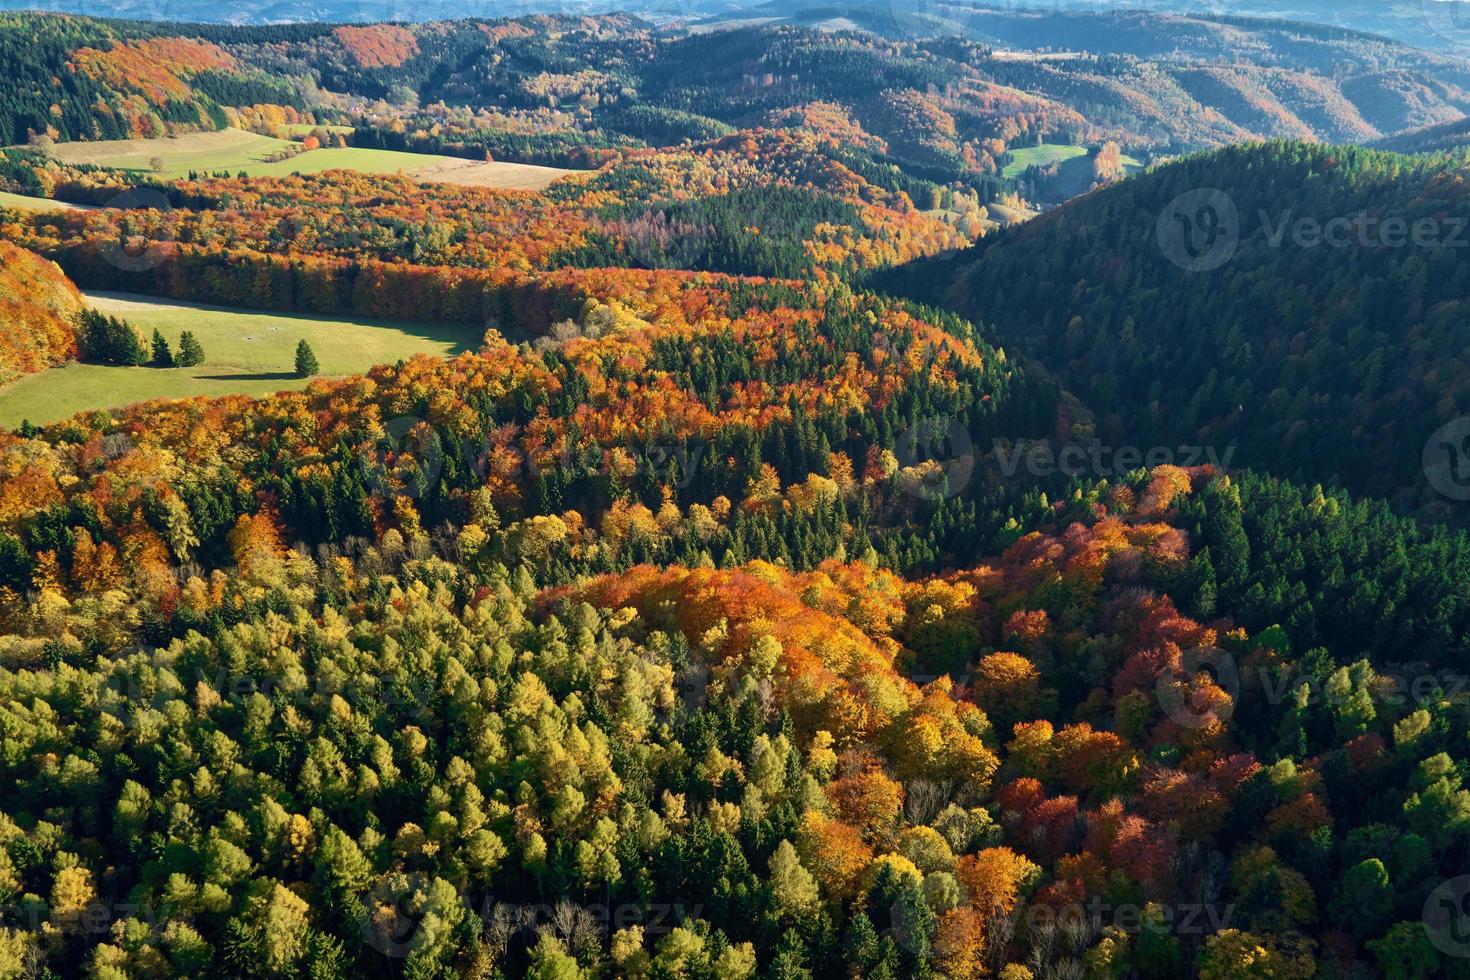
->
0, 8, 1467, 980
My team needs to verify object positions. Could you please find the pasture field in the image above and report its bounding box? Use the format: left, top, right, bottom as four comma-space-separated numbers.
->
1001, 143, 1092, 177
1003, 142, 1146, 202
411, 157, 576, 190
0, 291, 480, 428
235, 145, 457, 177
45, 129, 300, 178
41, 128, 579, 187
0, 191, 95, 212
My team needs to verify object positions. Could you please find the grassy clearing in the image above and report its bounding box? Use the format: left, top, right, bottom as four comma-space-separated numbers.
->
1047, 151, 1144, 201
0, 191, 95, 212
1001, 143, 1091, 177
46, 129, 300, 179
1003, 143, 1145, 202
238, 145, 460, 177
0, 291, 482, 429
411, 157, 576, 190
42, 129, 579, 187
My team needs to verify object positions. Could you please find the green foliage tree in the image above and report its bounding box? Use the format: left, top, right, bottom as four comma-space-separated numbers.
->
150, 328, 174, 367
294, 338, 319, 378
1330, 859, 1393, 938
80, 309, 148, 366
175, 330, 205, 367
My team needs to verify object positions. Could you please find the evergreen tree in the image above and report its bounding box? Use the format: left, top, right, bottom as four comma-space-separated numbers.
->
80, 309, 148, 366
151, 329, 174, 367
295, 339, 319, 378
176, 330, 205, 367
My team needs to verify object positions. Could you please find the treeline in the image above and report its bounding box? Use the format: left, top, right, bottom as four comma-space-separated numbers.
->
41, 240, 592, 328
5, 132, 971, 293
598, 105, 735, 146
347, 124, 628, 170
78, 309, 204, 367
561, 187, 868, 279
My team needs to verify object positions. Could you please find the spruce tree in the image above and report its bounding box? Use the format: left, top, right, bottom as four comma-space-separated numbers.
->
294, 339, 319, 378
151, 329, 174, 367
176, 331, 205, 367
80, 310, 148, 365
118, 320, 149, 366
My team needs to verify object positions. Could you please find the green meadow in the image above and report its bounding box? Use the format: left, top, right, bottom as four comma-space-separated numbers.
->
0, 292, 481, 429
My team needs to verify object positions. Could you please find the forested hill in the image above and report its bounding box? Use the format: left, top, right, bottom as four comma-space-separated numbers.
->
1374, 115, 1470, 154
880, 140, 1470, 516
6, 12, 1470, 173
4, 13, 1470, 980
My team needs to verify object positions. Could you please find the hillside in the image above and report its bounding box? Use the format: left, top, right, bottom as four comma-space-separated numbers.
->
3, 0, 1455, 56
1374, 115, 1470, 153
0, 263, 1467, 978
0, 13, 1469, 980
881, 140, 1470, 517
5, 12, 1469, 207
2, 129, 977, 294
0, 241, 83, 385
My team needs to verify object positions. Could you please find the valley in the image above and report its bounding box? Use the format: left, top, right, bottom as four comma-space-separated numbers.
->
0, 9, 1464, 980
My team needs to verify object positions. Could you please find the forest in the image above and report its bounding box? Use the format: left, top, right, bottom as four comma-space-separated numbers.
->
884, 140, 1470, 519
0, 9, 1467, 980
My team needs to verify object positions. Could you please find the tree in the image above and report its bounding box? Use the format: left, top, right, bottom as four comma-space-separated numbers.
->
80, 310, 148, 365
1198, 930, 1316, 980
955, 847, 1039, 917
151, 329, 174, 367
1366, 922, 1444, 980
1331, 859, 1393, 938
295, 339, 319, 378
176, 330, 205, 367
527, 935, 586, 980
769, 840, 821, 915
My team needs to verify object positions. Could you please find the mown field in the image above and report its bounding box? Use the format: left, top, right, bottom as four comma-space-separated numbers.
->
42, 129, 577, 187
1003, 142, 1146, 202
45, 129, 300, 178
0, 292, 480, 428
1000, 142, 1092, 176
0, 190, 94, 211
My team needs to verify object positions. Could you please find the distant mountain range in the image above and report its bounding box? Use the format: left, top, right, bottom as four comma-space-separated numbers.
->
5, 0, 1470, 56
